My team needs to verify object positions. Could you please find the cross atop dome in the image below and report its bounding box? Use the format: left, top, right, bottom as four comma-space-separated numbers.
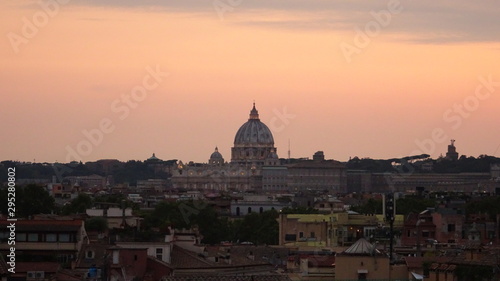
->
249, 102, 259, 120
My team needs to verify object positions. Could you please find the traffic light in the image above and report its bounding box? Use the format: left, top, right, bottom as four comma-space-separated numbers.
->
385, 193, 395, 222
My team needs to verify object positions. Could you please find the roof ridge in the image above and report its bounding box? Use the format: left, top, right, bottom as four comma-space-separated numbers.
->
173, 245, 215, 266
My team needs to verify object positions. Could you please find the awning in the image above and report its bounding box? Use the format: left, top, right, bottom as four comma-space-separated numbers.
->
411, 272, 424, 280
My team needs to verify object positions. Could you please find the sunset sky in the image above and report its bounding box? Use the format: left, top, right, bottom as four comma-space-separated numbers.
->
1, 0, 499, 164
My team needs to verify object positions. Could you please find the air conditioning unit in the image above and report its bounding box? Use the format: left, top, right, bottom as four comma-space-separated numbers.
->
27, 271, 45, 279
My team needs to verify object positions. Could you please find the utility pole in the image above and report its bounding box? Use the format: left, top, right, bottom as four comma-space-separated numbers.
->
385, 192, 395, 281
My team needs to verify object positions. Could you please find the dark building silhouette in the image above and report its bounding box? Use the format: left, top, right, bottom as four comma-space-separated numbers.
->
445, 139, 459, 161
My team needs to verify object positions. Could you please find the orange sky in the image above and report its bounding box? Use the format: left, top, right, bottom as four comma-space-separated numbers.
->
1, 1, 499, 163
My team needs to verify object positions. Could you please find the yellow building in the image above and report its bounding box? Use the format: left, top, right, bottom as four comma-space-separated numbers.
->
278, 212, 404, 247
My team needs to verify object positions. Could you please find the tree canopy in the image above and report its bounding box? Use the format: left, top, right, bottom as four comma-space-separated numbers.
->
142, 201, 279, 245
0, 184, 56, 218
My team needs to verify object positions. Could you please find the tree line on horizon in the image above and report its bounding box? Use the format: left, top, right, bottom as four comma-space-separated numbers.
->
1, 154, 499, 185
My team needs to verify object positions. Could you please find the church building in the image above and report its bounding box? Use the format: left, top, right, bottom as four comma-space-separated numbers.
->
170, 104, 346, 193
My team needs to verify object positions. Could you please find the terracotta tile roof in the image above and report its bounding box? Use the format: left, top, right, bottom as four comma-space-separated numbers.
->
404, 256, 452, 269
170, 245, 216, 269
0, 219, 83, 232
55, 270, 84, 281
77, 242, 111, 268
226, 245, 289, 266
15, 262, 60, 272
306, 255, 335, 268
0, 256, 8, 275
438, 264, 450, 271
171, 245, 288, 269
164, 275, 291, 281
447, 264, 456, 271
429, 263, 457, 272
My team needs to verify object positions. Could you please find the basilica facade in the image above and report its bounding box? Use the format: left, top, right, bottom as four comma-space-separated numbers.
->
170, 104, 346, 193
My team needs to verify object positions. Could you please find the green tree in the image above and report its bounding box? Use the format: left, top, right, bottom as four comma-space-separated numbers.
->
396, 197, 436, 216
15, 184, 56, 218
466, 197, 500, 220
94, 194, 139, 211
455, 265, 494, 281
235, 210, 279, 245
85, 217, 108, 232
61, 193, 93, 215
351, 198, 383, 214
141, 201, 280, 245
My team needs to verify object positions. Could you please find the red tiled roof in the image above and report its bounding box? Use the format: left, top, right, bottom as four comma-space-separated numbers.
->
404, 256, 452, 269
16, 262, 60, 272
0, 219, 83, 232
0, 256, 8, 275
307, 256, 335, 268
55, 270, 83, 281
170, 245, 215, 268
447, 264, 456, 271
164, 276, 291, 281
438, 264, 449, 271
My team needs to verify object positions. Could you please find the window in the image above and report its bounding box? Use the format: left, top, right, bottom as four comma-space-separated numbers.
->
248, 207, 252, 214
17, 233, 26, 241
156, 248, 163, 260
448, 224, 456, 232
59, 234, 70, 242
46, 233, 57, 242
28, 233, 39, 242
0, 232, 8, 242
285, 234, 297, 241
299, 232, 304, 238
310, 232, 315, 238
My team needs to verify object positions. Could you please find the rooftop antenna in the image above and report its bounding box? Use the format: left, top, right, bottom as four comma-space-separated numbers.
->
288, 139, 291, 159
